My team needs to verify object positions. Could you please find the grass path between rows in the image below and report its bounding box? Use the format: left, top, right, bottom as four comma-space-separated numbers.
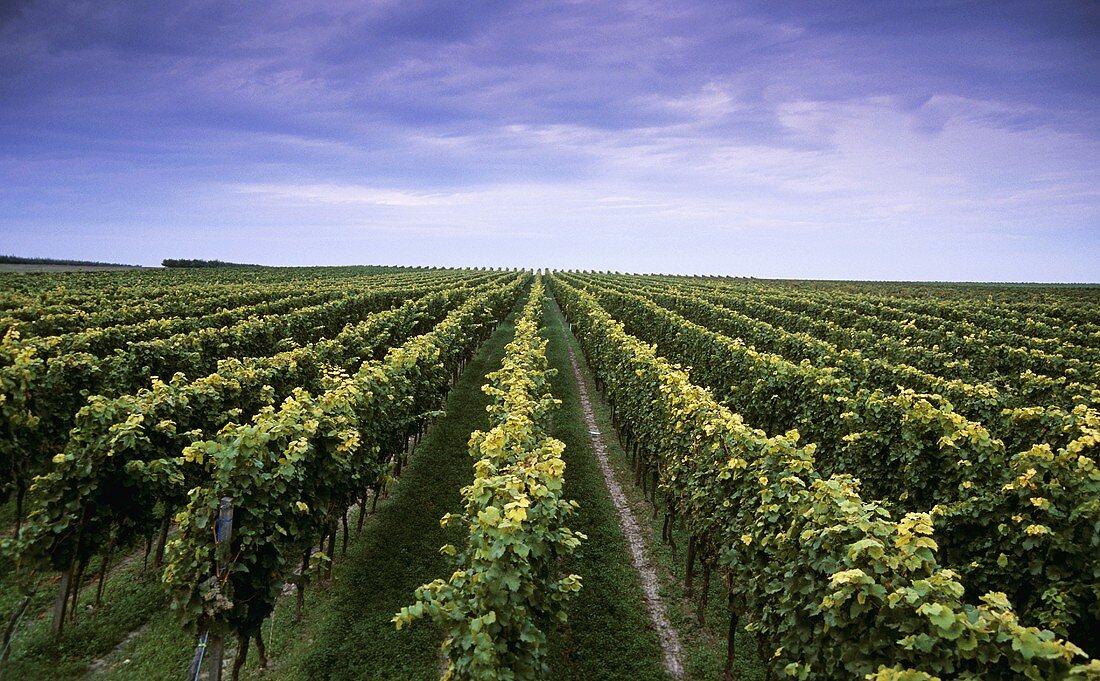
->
540, 293, 670, 681
252, 287, 684, 680
12, 303, 525, 681
259, 288, 679, 680
6, 284, 748, 681
544, 295, 766, 680
0, 550, 174, 681
251, 305, 523, 681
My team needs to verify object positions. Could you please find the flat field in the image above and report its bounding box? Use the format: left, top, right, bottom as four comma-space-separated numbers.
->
1, 267, 1096, 680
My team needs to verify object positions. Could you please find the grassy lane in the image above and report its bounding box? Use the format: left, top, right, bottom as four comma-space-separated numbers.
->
250, 306, 521, 681
1, 496, 178, 681
80, 301, 524, 681
5, 287, 748, 681
0, 554, 172, 680
545, 296, 766, 681
541, 293, 669, 681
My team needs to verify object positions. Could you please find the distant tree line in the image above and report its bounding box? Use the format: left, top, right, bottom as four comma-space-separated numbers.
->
0, 254, 138, 267
161, 258, 264, 268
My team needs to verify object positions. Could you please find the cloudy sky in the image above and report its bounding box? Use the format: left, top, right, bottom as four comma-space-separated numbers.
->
1, 1, 1098, 280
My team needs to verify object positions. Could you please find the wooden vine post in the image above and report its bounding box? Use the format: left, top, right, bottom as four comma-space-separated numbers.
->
210, 497, 234, 681
188, 497, 234, 681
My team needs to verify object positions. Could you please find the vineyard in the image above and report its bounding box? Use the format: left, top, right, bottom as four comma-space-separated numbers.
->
0, 267, 1097, 680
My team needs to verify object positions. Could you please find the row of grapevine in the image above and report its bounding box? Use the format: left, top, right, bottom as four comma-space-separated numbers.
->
591, 273, 1100, 408
742, 280, 1098, 373
0, 264, 421, 311
559, 273, 1014, 501
743, 284, 1100, 382
549, 276, 1098, 679
9, 284, 486, 603
2, 281, 357, 338
583, 274, 1095, 446
691, 276, 1100, 343
2, 272, 517, 658
3, 282, 328, 337
396, 278, 584, 680
0, 272, 509, 531
773, 282, 1100, 352
8, 269, 492, 360
555, 274, 1099, 648
155, 276, 525, 677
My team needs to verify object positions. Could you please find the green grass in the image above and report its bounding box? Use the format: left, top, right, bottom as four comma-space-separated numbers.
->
0, 483, 187, 680
230, 305, 524, 680
92, 610, 192, 680
4, 301, 525, 681
0, 498, 16, 533
544, 296, 766, 681
2, 289, 762, 681
0, 550, 173, 680
540, 293, 669, 681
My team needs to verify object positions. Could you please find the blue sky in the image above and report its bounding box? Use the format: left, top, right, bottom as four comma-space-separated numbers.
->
1, 0, 1098, 280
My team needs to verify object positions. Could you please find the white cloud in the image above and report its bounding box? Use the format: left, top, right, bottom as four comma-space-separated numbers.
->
233, 183, 463, 207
